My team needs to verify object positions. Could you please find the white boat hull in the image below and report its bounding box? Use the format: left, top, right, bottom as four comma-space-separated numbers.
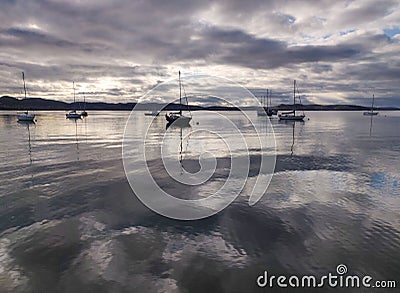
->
66, 112, 81, 119
279, 114, 305, 121
18, 113, 35, 122
257, 110, 267, 116
145, 111, 160, 116
363, 112, 378, 116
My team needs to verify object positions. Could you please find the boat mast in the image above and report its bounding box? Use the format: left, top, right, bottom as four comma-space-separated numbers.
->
266, 89, 268, 108
179, 71, 182, 115
371, 94, 375, 113
73, 81, 76, 104
22, 72, 27, 100
270, 89, 272, 108
293, 80, 296, 115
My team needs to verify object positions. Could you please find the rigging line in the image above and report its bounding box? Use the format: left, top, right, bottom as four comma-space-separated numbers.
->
295, 83, 305, 116
181, 79, 192, 118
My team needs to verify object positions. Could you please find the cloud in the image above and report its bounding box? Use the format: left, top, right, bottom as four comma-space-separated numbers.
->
0, 0, 399, 106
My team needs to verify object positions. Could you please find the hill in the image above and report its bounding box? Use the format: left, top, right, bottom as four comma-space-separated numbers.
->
1, 96, 398, 111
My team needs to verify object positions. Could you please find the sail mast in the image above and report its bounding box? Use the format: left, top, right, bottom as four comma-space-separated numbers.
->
270, 89, 272, 108
22, 72, 27, 100
293, 80, 296, 115
179, 71, 182, 115
371, 94, 375, 113
73, 82, 76, 104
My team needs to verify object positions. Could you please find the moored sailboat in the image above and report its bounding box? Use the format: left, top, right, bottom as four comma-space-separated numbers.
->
66, 82, 81, 119
279, 80, 305, 121
17, 72, 35, 122
165, 71, 192, 126
145, 110, 160, 116
266, 89, 278, 117
363, 94, 378, 116
257, 92, 267, 116
80, 95, 88, 117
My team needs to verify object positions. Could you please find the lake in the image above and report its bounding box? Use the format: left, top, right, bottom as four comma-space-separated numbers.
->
0, 110, 399, 292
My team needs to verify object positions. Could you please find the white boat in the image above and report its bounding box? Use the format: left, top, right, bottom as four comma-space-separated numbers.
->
258, 89, 278, 117
257, 109, 267, 116
66, 82, 82, 119
279, 80, 305, 121
166, 71, 192, 126
279, 111, 305, 121
257, 93, 267, 116
363, 111, 378, 116
66, 110, 81, 119
266, 90, 278, 117
18, 111, 35, 122
363, 94, 378, 116
17, 72, 35, 122
145, 110, 160, 116
80, 95, 88, 117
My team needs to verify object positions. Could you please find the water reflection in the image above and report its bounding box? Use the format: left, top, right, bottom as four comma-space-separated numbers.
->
0, 111, 400, 292
18, 120, 34, 165
369, 113, 374, 136
276, 120, 305, 156
163, 122, 193, 176
74, 119, 79, 161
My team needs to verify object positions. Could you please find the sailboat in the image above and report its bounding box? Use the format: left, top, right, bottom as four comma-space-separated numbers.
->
257, 93, 267, 116
363, 94, 378, 116
266, 89, 278, 117
266, 90, 274, 117
279, 80, 305, 121
17, 72, 35, 122
66, 82, 81, 119
144, 110, 160, 116
80, 95, 88, 117
165, 71, 192, 126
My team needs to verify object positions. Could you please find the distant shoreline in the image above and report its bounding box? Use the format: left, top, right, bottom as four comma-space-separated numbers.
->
1, 96, 399, 112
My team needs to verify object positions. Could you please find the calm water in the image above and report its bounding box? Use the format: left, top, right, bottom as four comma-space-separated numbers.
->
0, 111, 399, 292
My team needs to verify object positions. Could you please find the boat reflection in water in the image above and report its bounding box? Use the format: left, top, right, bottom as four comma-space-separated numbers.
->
277, 119, 305, 156
18, 120, 34, 165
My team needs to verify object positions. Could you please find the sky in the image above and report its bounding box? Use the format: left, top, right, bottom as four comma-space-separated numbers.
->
0, 0, 399, 107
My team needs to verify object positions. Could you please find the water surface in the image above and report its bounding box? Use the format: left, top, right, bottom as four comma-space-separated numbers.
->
0, 110, 399, 292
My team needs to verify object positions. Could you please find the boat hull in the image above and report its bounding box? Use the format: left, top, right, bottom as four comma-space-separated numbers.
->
66, 113, 82, 119
145, 112, 160, 116
166, 114, 191, 126
257, 110, 267, 116
363, 112, 378, 116
18, 113, 35, 122
279, 114, 305, 121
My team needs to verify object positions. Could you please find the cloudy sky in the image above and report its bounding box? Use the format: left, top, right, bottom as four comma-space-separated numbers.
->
0, 0, 399, 106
